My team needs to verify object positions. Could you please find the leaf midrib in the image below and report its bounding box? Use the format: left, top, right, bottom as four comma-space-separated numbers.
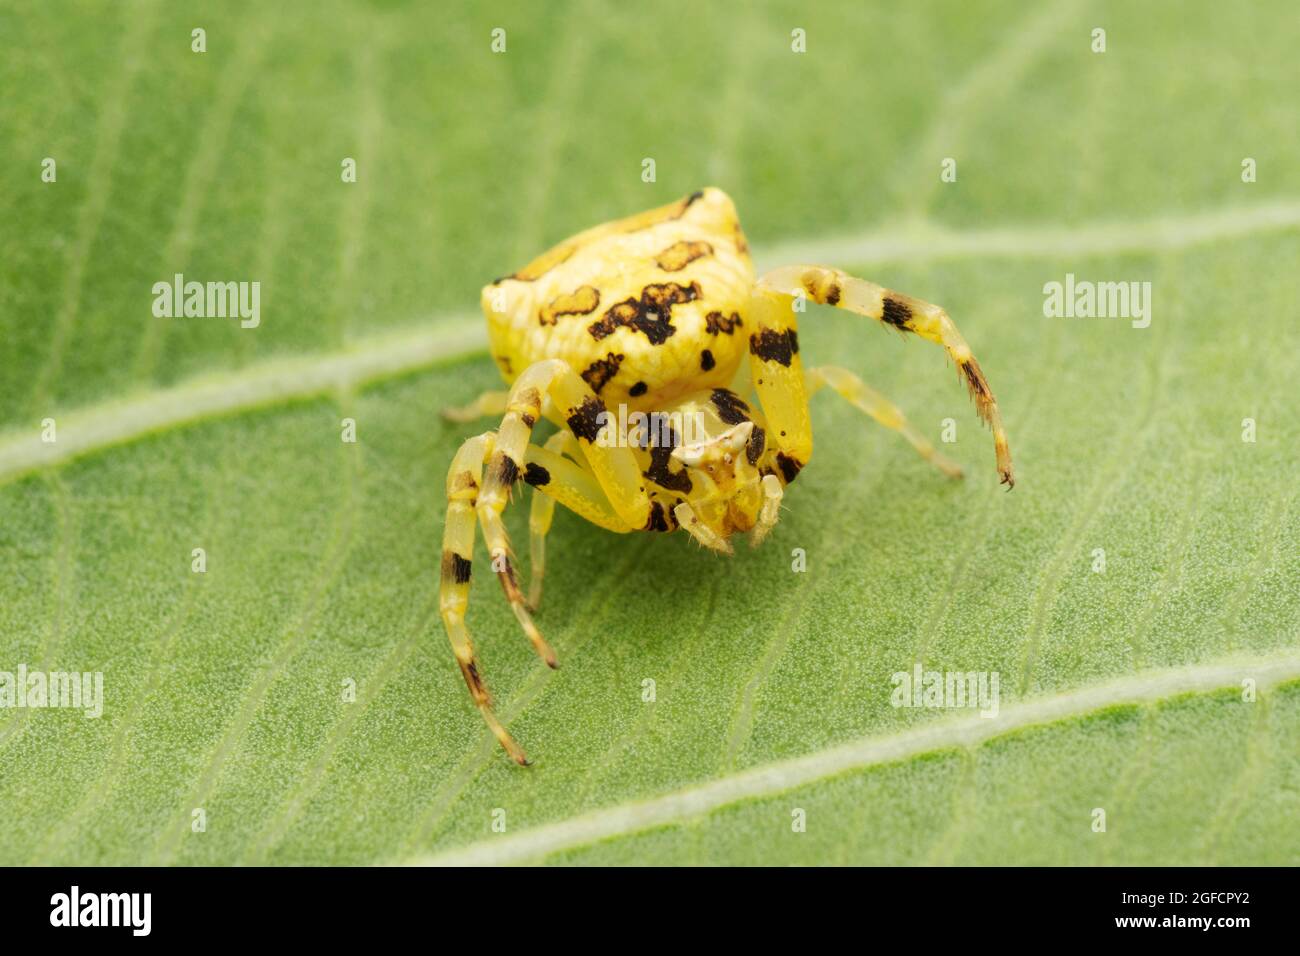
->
4, 198, 1298, 488
403, 652, 1300, 866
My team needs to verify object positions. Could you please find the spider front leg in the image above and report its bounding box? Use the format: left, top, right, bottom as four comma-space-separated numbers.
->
485, 358, 654, 530
439, 431, 529, 764
752, 265, 1014, 487
475, 357, 654, 653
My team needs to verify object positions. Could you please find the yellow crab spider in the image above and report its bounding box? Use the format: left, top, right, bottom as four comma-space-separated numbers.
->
439, 187, 1014, 764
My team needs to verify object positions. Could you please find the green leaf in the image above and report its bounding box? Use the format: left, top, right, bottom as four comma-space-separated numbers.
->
2, 1, 1296, 866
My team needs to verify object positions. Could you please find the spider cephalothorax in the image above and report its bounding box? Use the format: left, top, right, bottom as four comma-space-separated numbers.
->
440, 187, 1014, 763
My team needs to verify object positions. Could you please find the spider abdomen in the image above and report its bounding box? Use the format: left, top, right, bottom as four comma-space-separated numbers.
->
482, 187, 755, 410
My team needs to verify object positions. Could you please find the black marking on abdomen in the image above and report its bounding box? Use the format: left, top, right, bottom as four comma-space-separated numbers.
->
588, 281, 700, 345
700, 349, 715, 372
581, 352, 624, 393
749, 328, 799, 366
711, 388, 750, 425
441, 550, 473, 584
705, 311, 743, 335
655, 240, 713, 272
524, 462, 551, 487
539, 285, 601, 326
629, 381, 647, 397
566, 395, 607, 442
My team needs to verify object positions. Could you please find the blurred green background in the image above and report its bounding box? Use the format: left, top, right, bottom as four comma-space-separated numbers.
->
0, 0, 1296, 865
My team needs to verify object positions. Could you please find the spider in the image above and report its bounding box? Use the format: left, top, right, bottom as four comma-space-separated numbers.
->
439, 187, 1014, 764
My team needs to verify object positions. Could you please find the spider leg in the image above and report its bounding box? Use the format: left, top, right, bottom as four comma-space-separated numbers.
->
471, 359, 655, 668
749, 473, 784, 548
523, 430, 638, 612
439, 420, 641, 763
484, 358, 654, 529
526, 433, 565, 612
753, 265, 1013, 487
438, 431, 529, 765
746, 277, 813, 478
673, 500, 733, 554
441, 389, 508, 423
806, 365, 962, 479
